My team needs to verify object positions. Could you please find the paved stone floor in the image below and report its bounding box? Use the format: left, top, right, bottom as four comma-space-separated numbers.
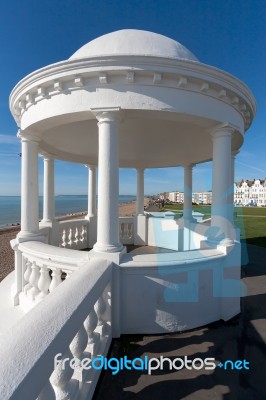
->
94, 244, 266, 400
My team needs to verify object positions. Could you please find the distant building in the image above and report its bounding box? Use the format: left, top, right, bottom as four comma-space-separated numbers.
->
192, 191, 212, 204
168, 191, 184, 203
234, 179, 266, 206
168, 191, 212, 204
159, 192, 169, 200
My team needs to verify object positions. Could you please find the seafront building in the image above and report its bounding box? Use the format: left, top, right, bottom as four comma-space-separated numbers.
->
234, 178, 266, 206
168, 191, 184, 203
0, 30, 256, 399
170, 180, 266, 207
169, 191, 212, 204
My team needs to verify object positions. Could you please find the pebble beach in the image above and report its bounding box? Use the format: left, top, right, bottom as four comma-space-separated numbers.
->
0, 199, 150, 282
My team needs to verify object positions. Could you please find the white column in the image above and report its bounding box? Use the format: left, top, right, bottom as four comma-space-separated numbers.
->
228, 151, 238, 225
210, 125, 235, 244
93, 110, 123, 253
136, 168, 145, 215
42, 155, 55, 223
85, 165, 97, 218
183, 164, 194, 221
17, 130, 40, 239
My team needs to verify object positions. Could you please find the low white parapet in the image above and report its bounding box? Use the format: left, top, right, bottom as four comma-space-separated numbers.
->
0, 258, 112, 400
146, 215, 210, 251
120, 243, 242, 334
12, 241, 90, 309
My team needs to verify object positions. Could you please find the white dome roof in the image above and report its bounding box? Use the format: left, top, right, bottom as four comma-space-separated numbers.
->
70, 29, 199, 61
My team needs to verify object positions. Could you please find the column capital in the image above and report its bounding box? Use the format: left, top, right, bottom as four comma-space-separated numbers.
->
41, 152, 55, 161
91, 107, 122, 124
136, 167, 145, 173
210, 123, 238, 139
183, 163, 195, 170
84, 164, 97, 170
17, 129, 41, 144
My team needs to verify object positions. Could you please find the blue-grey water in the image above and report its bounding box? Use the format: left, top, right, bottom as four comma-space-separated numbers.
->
0, 195, 136, 228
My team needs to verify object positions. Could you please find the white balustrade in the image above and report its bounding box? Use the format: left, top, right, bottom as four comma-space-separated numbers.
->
21, 258, 72, 306
17, 241, 88, 310
119, 217, 134, 244
0, 258, 113, 400
59, 219, 88, 249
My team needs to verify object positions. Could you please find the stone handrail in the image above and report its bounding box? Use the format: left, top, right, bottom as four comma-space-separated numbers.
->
13, 241, 89, 309
0, 258, 112, 400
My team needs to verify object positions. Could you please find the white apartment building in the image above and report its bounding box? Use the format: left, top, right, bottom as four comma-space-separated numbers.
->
168, 191, 212, 204
192, 191, 212, 204
168, 191, 184, 203
234, 179, 266, 206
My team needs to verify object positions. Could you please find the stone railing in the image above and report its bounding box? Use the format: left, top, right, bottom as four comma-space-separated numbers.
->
119, 217, 134, 245
13, 241, 89, 309
58, 219, 89, 249
41, 216, 137, 249
0, 258, 112, 400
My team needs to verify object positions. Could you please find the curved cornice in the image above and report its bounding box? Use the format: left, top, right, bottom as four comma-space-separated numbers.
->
10, 55, 256, 131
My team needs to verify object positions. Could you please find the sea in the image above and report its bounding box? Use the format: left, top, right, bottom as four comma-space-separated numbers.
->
0, 195, 136, 228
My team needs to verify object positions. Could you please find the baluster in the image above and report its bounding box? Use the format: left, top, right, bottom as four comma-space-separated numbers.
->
104, 286, 112, 308
80, 226, 85, 243
23, 259, 33, 294
69, 325, 88, 367
74, 227, 79, 245
124, 223, 129, 240
84, 308, 100, 356
50, 348, 77, 400
83, 226, 87, 243
68, 228, 73, 247
49, 268, 63, 292
64, 270, 73, 279
61, 229, 67, 248
29, 261, 41, 299
95, 295, 108, 335
120, 222, 124, 240
38, 265, 51, 298
128, 223, 133, 239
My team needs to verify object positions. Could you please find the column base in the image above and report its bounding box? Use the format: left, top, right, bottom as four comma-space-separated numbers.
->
40, 219, 53, 224
85, 213, 96, 220
93, 242, 124, 253
89, 246, 126, 264
16, 231, 45, 243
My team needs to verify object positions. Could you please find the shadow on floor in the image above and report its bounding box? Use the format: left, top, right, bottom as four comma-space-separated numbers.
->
93, 245, 266, 400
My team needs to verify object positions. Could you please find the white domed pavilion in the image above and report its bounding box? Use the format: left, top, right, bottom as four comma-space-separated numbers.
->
0, 29, 256, 399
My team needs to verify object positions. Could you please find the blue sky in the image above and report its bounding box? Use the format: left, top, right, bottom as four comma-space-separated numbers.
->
0, 0, 265, 196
